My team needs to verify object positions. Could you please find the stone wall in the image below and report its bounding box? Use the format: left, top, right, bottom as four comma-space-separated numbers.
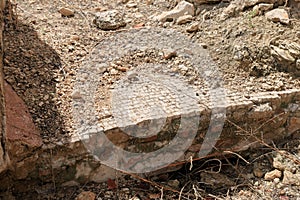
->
0, 0, 8, 174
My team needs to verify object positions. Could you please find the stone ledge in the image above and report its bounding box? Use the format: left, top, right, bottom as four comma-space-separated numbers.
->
26, 89, 300, 186
2, 84, 300, 187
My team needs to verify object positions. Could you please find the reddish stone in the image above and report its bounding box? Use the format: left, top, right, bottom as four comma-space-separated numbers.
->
5, 81, 42, 157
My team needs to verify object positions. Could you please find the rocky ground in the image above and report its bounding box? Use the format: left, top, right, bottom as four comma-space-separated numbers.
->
1, 0, 300, 199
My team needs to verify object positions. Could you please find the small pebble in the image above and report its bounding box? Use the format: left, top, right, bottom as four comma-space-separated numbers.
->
186, 22, 199, 33
274, 177, 280, 184
71, 91, 82, 99
264, 169, 282, 181
163, 49, 177, 60
126, 1, 137, 8
59, 7, 75, 17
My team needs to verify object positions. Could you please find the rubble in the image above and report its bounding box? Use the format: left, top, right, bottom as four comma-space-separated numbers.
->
93, 10, 126, 30
265, 8, 290, 24
252, 3, 273, 16
153, 1, 194, 22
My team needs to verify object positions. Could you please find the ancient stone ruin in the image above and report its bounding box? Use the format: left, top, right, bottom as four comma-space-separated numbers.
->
0, 0, 300, 192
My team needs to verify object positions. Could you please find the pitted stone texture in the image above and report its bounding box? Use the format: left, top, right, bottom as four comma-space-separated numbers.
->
96, 89, 300, 153
73, 27, 225, 173
110, 64, 203, 134
73, 28, 224, 133
93, 10, 126, 30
